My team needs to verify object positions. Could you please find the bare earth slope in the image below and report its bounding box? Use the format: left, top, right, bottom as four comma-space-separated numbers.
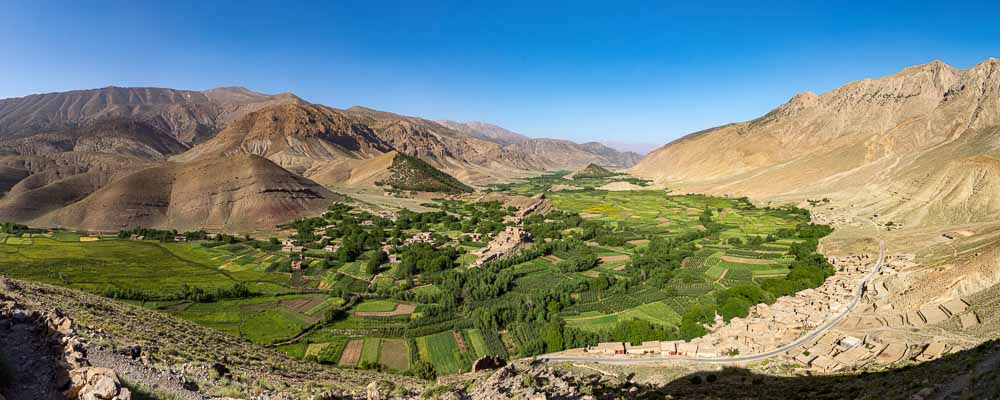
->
631, 58, 1000, 227
0, 117, 190, 160
0, 86, 301, 144
436, 120, 530, 145
35, 154, 336, 232
173, 103, 393, 173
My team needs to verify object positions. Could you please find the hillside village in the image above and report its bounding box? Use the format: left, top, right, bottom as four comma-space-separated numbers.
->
560, 231, 986, 375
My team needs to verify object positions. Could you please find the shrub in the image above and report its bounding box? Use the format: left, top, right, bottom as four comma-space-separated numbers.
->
411, 360, 437, 380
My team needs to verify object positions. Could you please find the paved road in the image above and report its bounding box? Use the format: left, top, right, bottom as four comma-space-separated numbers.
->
540, 238, 887, 365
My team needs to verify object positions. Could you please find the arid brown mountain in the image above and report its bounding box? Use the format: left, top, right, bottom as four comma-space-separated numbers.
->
631, 58, 1000, 227
600, 140, 659, 155
436, 120, 642, 170
436, 120, 530, 145
173, 103, 393, 173
344, 107, 537, 176
0, 152, 149, 222
0, 87, 321, 233
0, 86, 301, 144
34, 154, 337, 232
0, 84, 648, 232
0, 117, 189, 160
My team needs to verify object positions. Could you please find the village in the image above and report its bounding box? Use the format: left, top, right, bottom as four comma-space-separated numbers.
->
273, 198, 539, 273
565, 249, 984, 373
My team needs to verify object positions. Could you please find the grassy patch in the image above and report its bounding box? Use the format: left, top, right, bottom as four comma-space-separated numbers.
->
360, 338, 382, 365
354, 299, 399, 313
378, 338, 410, 371
566, 302, 681, 332
416, 331, 471, 375
164, 295, 311, 344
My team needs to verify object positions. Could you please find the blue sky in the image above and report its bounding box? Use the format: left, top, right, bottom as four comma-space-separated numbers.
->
2, 1, 998, 145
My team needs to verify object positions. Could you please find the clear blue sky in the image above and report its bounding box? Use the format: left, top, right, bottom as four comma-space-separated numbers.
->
2, 1, 998, 144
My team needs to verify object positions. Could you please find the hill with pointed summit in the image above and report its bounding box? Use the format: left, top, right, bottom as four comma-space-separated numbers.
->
569, 163, 617, 179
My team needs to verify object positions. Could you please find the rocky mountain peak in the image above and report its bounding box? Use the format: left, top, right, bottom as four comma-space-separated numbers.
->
631, 57, 1000, 227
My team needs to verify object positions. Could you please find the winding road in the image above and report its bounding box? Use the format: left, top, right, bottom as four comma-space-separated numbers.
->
540, 238, 886, 365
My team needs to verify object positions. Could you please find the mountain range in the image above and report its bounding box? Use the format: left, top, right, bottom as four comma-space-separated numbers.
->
4, 58, 997, 232
632, 58, 1000, 227
0, 87, 639, 232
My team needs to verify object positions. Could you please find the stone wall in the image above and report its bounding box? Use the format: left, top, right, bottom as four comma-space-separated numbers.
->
0, 277, 131, 400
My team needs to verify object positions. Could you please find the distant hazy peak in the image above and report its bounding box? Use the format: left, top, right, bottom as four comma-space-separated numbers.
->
434, 120, 530, 145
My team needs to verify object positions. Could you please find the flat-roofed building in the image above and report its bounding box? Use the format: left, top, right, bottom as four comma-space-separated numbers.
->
810, 355, 839, 372
676, 342, 698, 356
960, 312, 980, 329
918, 304, 949, 325
840, 336, 863, 349
940, 298, 969, 316
833, 346, 869, 366
592, 342, 625, 355
660, 341, 680, 355
627, 341, 661, 355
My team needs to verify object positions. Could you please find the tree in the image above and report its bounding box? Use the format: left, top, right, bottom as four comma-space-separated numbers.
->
679, 320, 707, 340
542, 322, 564, 353
365, 250, 388, 275
718, 296, 751, 321
412, 360, 437, 380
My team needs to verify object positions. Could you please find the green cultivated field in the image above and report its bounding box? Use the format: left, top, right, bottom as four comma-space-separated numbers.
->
566, 302, 682, 332
0, 238, 289, 294
169, 296, 310, 343
354, 299, 399, 313
416, 331, 475, 375
360, 338, 382, 365
378, 339, 411, 371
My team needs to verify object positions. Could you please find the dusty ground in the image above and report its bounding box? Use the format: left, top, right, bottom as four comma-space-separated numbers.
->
0, 318, 66, 400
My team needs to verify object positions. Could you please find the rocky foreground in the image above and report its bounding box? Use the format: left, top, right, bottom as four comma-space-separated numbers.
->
4, 275, 1000, 400
0, 278, 131, 400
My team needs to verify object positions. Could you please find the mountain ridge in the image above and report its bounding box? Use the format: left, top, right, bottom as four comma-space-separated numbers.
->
436, 120, 642, 170
0, 85, 646, 232
631, 57, 1000, 227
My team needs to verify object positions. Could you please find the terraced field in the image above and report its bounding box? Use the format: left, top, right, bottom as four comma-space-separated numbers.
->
566, 301, 683, 332
0, 237, 291, 294
162, 294, 332, 343
378, 339, 411, 371
416, 331, 472, 375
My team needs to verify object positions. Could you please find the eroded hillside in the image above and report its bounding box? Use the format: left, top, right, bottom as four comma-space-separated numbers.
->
632, 58, 1000, 228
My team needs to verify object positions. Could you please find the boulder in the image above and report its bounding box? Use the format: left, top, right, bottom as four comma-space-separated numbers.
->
0, 275, 17, 291
365, 380, 398, 400
57, 317, 74, 336
68, 367, 132, 400
210, 362, 230, 379
366, 381, 382, 400
472, 356, 507, 372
